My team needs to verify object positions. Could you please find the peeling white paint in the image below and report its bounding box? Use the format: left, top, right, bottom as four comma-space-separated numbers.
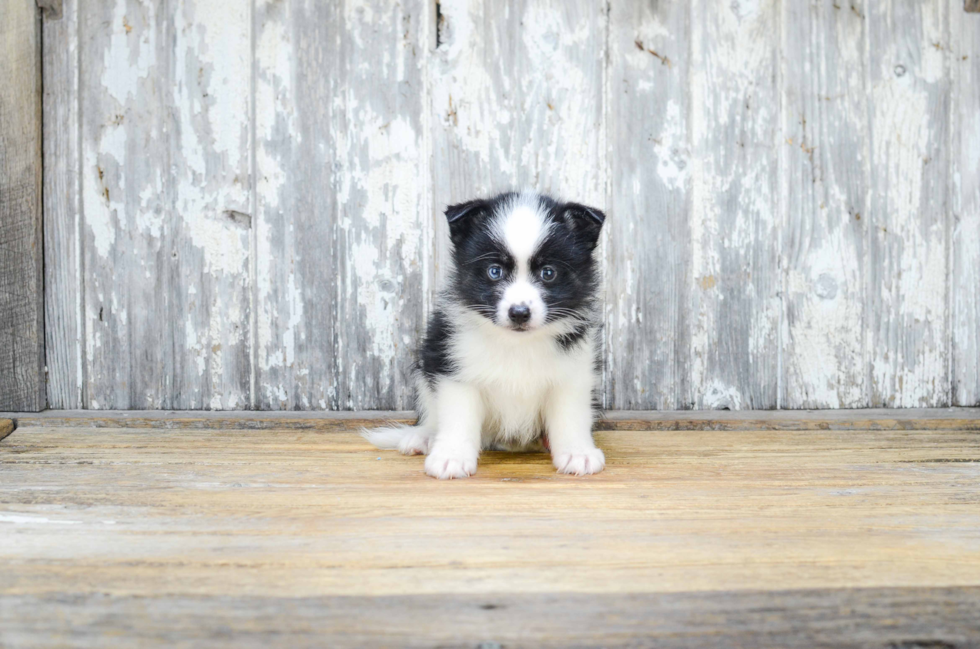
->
45, 0, 974, 411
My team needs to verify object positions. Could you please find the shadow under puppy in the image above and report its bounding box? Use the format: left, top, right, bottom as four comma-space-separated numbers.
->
365, 192, 606, 479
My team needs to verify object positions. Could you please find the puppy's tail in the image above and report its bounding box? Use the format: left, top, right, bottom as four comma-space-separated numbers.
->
360, 423, 414, 450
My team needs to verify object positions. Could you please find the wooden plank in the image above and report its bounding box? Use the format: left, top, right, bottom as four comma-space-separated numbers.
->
169, 0, 253, 409
866, 1, 950, 407
253, 0, 429, 410
4, 410, 416, 432
0, 0, 44, 412
603, 0, 691, 409
3, 587, 980, 648
951, 0, 980, 406
42, 0, 84, 409
75, 0, 252, 409
780, 0, 869, 408
2, 427, 980, 605
429, 0, 606, 285
78, 0, 175, 408
4, 407, 980, 432
689, 0, 780, 409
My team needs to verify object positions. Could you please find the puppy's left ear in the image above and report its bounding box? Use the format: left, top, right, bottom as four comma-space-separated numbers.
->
562, 203, 606, 250
445, 199, 488, 248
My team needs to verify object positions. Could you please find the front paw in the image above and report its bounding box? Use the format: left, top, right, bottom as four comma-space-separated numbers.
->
553, 447, 605, 476
424, 449, 478, 479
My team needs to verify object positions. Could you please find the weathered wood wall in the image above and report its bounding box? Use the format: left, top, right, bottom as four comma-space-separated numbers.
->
1, 0, 44, 411
38, 0, 980, 411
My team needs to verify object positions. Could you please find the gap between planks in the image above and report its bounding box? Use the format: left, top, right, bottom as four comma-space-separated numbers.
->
1, 408, 979, 433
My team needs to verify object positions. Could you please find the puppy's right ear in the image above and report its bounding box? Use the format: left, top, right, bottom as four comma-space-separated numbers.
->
445, 199, 488, 247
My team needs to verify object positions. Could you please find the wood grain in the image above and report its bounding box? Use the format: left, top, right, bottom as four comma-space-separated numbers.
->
77, 0, 172, 408
42, 0, 84, 409
38, 0, 976, 411
253, 0, 429, 410
169, 0, 253, 409
3, 588, 980, 648
781, 0, 869, 408
604, 0, 691, 409
2, 424, 980, 644
0, 0, 44, 412
4, 407, 979, 432
867, 0, 950, 408
951, 0, 980, 406
71, 0, 254, 409
689, 0, 780, 409
429, 0, 606, 285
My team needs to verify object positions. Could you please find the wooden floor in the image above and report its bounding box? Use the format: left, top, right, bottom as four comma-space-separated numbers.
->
2, 412, 980, 647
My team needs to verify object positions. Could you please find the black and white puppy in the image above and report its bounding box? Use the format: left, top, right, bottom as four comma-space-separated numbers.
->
365, 192, 606, 479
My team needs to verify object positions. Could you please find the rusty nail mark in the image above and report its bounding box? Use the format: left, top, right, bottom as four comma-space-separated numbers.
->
634, 39, 671, 67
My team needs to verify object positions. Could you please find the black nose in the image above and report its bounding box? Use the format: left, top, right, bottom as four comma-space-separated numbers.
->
508, 304, 531, 325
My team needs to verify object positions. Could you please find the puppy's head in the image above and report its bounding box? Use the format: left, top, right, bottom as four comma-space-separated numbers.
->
446, 193, 605, 332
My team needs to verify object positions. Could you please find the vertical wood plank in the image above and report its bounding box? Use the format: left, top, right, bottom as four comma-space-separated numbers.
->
0, 0, 45, 412
170, 0, 253, 409
604, 0, 691, 409
950, 2, 980, 405
780, 0, 870, 408
43, 0, 83, 409
866, 0, 949, 407
429, 0, 606, 285
77, 0, 252, 409
79, 0, 174, 408
254, 0, 429, 410
335, 0, 430, 410
253, 0, 327, 410
689, 0, 780, 409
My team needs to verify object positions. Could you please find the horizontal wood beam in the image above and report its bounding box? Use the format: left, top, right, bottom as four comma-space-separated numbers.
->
2, 408, 979, 433
4, 587, 980, 648
0, 0, 45, 412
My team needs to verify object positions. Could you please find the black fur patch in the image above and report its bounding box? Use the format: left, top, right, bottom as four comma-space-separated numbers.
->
532, 205, 602, 328
418, 307, 456, 384
555, 324, 589, 351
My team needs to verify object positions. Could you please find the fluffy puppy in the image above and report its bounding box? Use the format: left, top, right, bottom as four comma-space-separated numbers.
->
365, 192, 606, 479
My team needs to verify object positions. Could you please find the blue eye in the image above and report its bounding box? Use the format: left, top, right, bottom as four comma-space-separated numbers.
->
540, 265, 557, 282
487, 264, 504, 280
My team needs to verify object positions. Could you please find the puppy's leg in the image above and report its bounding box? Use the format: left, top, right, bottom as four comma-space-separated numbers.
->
544, 378, 604, 476
424, 380, 484, 479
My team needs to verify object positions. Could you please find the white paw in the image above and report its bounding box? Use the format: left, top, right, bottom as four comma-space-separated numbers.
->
397, 430, 432, 456
553, 447, 605, 476
424, 450, 478, 480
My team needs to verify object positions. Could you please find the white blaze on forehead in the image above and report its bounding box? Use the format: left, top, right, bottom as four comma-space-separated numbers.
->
490, 199, 551, 328
494, 203, 549, 270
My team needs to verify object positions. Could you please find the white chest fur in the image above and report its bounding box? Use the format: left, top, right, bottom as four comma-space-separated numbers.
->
450, 315, 595, 445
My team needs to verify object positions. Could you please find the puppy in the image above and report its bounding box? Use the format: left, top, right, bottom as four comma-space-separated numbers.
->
365, 192, 606, 479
